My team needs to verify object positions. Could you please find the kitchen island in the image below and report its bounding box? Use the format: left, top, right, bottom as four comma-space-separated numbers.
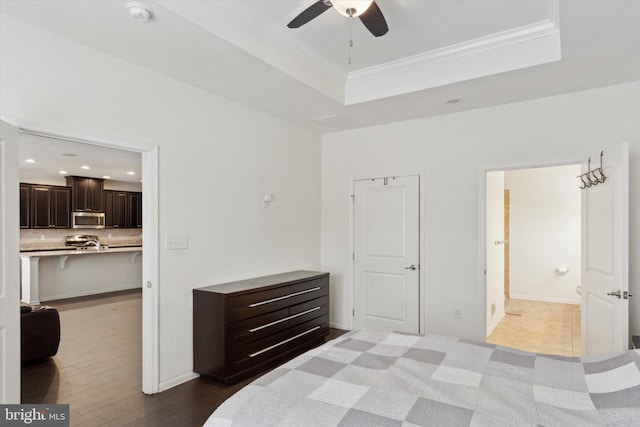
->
20, 246, 142, 304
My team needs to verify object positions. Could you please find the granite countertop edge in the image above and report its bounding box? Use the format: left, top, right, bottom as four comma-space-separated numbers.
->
20, 246, 143, 257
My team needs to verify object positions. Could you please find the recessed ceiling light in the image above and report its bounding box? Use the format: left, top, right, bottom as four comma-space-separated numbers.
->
25, 159, 37, 164
81, 165, 91, 170
127, 171, 136, 175
127, 2, 153, 21
60, 153, 77, 157
446, 98, 464, 105
103, 175, 111, 179
58, 170, 68, 175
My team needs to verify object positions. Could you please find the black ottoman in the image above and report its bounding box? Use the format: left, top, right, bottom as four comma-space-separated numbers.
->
21, 305, 61, 364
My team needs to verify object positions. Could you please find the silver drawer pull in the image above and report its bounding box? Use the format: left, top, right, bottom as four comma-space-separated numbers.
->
248, 287, 321, 308
248, 307, 321, 333
248, 326, 321, 358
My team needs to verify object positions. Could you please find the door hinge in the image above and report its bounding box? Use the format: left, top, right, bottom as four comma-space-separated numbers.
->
352, 252, 355, 260
352, 308, 355, 317
350, 194, 355, 203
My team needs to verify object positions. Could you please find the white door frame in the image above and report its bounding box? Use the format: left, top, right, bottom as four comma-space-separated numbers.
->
349, 171, 425, 334
0, 115, 160, 395
0, 120, 21, 403
479, 158, 583, 339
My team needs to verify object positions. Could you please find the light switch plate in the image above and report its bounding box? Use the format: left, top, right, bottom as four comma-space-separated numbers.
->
165, 234, 188, 250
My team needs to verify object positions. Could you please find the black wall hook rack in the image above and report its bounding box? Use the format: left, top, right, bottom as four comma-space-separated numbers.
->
578, 151, 606, 189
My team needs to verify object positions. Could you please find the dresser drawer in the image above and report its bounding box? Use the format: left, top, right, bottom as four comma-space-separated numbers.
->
227, 307, 290, 348
228, 314, 329, 375
227, 296, 329, 348
288, 296, 329, 328
226, 277, 328, 322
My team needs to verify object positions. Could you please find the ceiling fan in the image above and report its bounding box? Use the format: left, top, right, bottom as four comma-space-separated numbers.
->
287, 0, 389, 37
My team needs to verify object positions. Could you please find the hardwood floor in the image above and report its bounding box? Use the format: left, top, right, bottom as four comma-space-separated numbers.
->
21, 290, 347, 426
487, 298, 581, 357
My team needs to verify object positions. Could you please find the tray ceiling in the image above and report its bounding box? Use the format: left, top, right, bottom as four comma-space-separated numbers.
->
160, 0, 561, 104
1, 0, 639, 132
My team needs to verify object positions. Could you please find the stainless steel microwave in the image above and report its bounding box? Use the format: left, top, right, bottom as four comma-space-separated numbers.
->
72, 211, 105, 229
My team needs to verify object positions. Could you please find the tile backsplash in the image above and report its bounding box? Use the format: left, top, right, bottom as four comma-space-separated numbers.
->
21, 228, 142, 251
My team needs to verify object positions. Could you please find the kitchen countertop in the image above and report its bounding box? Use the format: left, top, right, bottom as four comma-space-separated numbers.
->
20, 246, 143, 257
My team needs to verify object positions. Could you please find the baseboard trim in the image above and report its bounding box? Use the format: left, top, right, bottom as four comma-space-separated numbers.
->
509, 294, 580, 305
486, 311, 506, 336
329, 321, 351, 331
159, 372, 199, 393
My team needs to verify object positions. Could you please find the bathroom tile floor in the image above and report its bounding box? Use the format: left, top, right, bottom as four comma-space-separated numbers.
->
487, 299, 581, 357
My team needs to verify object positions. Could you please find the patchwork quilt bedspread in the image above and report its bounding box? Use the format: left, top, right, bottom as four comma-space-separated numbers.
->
205, 330, 640, 426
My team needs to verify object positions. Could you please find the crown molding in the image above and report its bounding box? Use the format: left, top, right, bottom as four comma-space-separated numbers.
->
345, 18, 561, 105
349, 19, 559, 82
158, 0, 346, 103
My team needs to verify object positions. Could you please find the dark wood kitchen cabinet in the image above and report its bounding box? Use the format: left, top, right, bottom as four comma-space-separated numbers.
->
31, 185, 71, 229
193, 270, 329, 385
128, 192, 142, 228
104, 190, 141, 228
104, 190, 128, 228
66, 176, 104, 212
20, 183, 31, 228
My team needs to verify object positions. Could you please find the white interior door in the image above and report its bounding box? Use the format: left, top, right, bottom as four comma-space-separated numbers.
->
0, 120, 21, 403
353, 175, 420, 333
581, 143, 629, 356
486, 171, 505, 334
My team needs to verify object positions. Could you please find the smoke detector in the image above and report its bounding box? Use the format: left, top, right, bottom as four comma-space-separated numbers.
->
127, 2, 153, 21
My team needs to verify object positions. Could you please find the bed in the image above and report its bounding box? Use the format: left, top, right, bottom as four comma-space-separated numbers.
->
205, 330, 640, 426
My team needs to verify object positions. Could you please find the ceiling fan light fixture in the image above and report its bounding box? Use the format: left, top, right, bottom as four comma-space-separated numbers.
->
332, 0, 374, 17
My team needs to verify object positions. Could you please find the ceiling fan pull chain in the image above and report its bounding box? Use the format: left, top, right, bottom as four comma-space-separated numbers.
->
348, 15, 354, 65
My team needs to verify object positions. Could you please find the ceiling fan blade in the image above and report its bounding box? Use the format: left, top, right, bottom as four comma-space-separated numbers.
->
359, 1, 388, 37
287, 1, 332, 28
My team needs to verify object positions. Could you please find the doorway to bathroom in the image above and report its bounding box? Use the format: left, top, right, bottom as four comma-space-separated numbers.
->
485, 164, 582, 357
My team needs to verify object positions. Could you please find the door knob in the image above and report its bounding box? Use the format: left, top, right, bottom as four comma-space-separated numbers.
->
607, 290, 622, 299
405, 265, 417, 271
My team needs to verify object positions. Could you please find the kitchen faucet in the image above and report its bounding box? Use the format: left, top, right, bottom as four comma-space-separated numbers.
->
86, 239, 101, 250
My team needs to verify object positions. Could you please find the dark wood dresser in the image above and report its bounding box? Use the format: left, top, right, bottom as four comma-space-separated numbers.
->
193, 270, 329, 384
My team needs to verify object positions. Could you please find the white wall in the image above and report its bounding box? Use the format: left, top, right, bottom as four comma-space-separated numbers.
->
505, 165, 581, 304
1, 15, 322, 387
486, 171, 505, 334
322, 81, 640, 341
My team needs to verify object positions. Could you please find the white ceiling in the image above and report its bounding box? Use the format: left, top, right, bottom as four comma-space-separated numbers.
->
18, 132, 142, 185
2, 0, 640, 179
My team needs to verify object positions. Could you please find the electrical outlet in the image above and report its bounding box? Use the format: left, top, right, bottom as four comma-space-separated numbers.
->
454, 308, 462, 319
165, 234, 188, 250
108, 233, 112, 239
40, 234, 46, 241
